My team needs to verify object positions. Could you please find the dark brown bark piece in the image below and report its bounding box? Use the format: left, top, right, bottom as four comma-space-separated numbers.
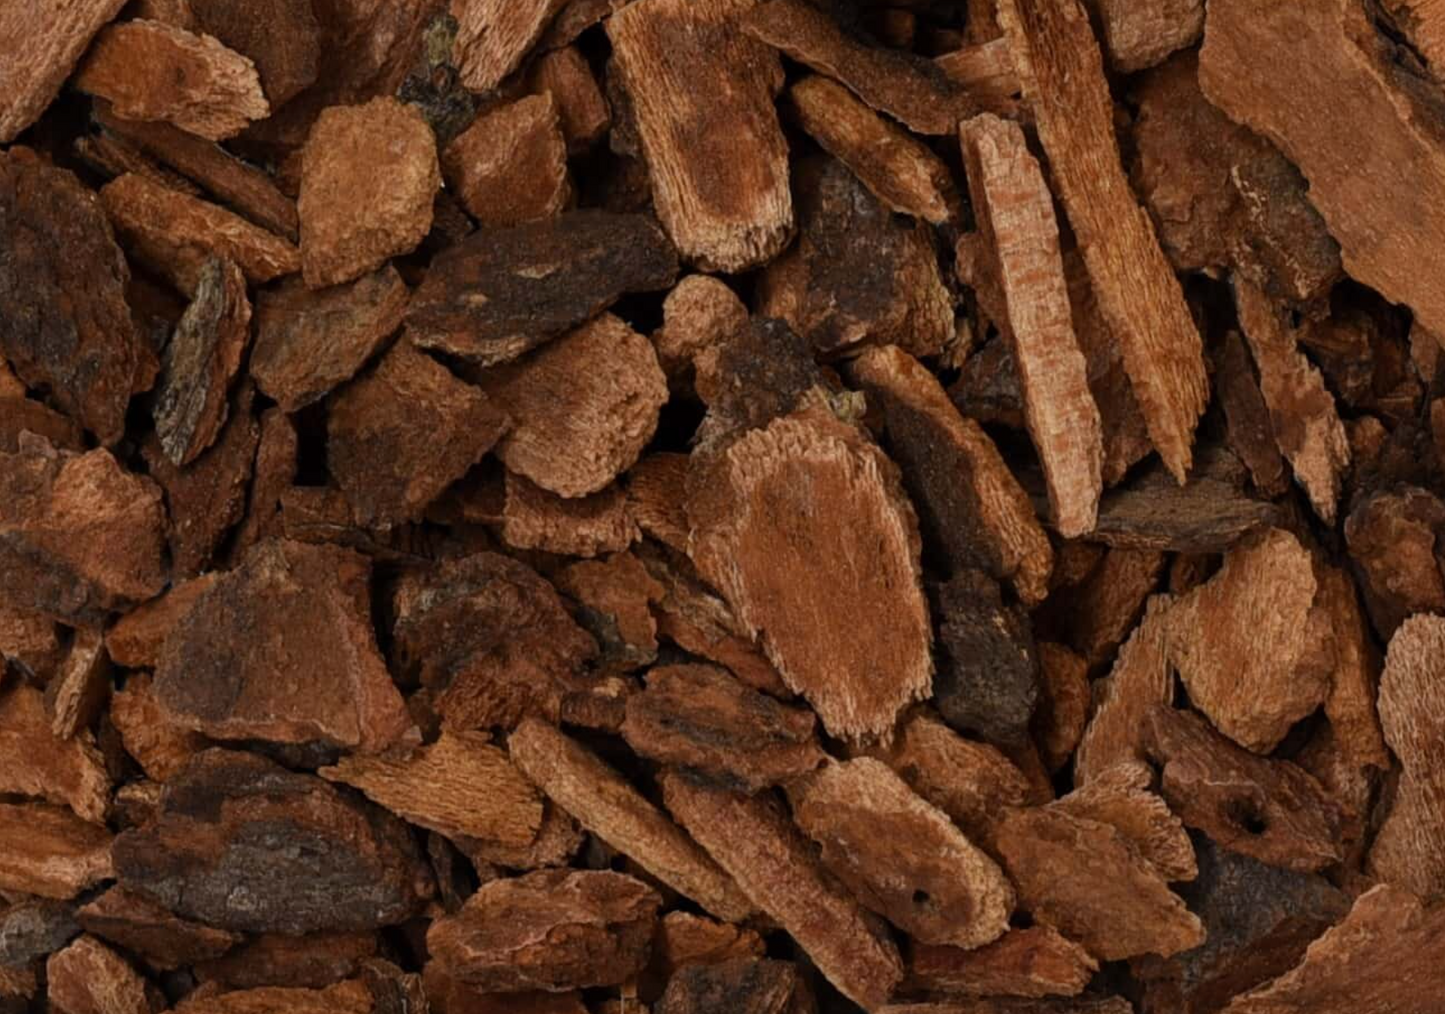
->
527, 46, 610, 153
742, 0, 975, 135
0, 897, 80, 968
299, 96, 439, 288
661, 775, 904, 1010
0, 439, 167, 626
426, 869, 660, 992
1344, 486, 1445, 641
0, 600, 63, 682
1050, 762, 1196, 883
171, 980, 375, 1014
1034, 643, 1090, 771
880, 1001, 1133, 1014
555, 550, 662, 671
501, 474, 637, 558
450, 0, 571, 93
327, 340, 508, 527
406, 210, 678, 366
1093, 0, 1202, 72
441, 94, 570, 229
931, 569, 1039, 747
112, 749, 433, 934
651, 276, 749, 385
1074, 594, 1174, 785
46, 935, 151, 1014
77, 886, 241, 970
1050, 547, 1162, 666
75, 127, 204, 196
0, 0, 129, 143
1144, 706, 1344, 873
0, 393, 85, 455
194, 932, 377, 989
657, 959, 801, 1014
0, 147, 149, 445
1215, 330, 1289, 497
188, 0, 320, 107
1315, 566, 1389, 771
0, 685, 110, 823
45, 626, 109, 741
153, 539, 416, 752
105, 574, 216, 670
233, 406, 297, 554
644, 912, 766, 1002
0, 803, 113, 900
109, 673, 208, 783
691, 316, 828, 453
907, 927, 1097, 999
609, 0, 792, 272
251, 267, 407, 412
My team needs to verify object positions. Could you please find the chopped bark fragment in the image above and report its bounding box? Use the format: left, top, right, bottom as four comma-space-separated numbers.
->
501, 473, 638, 558
852, 344, 1053, 603
0, 803, 113, 900
1074, 595, 1174, 785
789, 758, 1013, 948
74, 20, 267, 139
423, 972, 588, 1014
194, 932, 377, 989
251, 267, 407, 413
105, 575, 216, 670
1144, 706, 1343, 873
788, 75, 955, 225
406, 210, 678, 366
935, 38, 1023, 118
1215, 330, 1289, 497
0, 602, 63, 681
621, 664, 823, 792
113, 749, 432, 934
234, 407, 297, 553
328, 340, 508, 527
0, 147, 149, 445
0, 0, 129, 143
441, 94, 570, 229
477, 313, 666, 498
931, 570, 1039, 747
171, 980, 373, 1014
907, 927, 1097, 999
960, 113, 1103, 537
691, 316, 829, 453
1050, 762, 1196, 882
1164, 529, 1325, 754
686, 403, 932, 739
657, 958, 801, 1014
1056, 548, 1165, 667
451, 0, 571, 93
188, 0, 320, 108
1369, 614, 1445, 899
0, 394, 85, 455
1093, 0, 1202, 72
110, 675, 207, 783
661, 775, 904, 1010
320, 730, 543, 848
651, 276, 749, 384
527, 46, 610, 153
994, 804, 1204, 961
426, 869, 660, 992
154, 539, 416, 752
996, 0, 1208, 482
0, 440, 167, 626
46, 935, 151, 1014
556, 551, 662, 670
645, 912, 766, 1001
0, 897, 80, 971
0, 686, 108, 822
1344, 486, 1445, 641
45, 626, 110, 741
79, 882, 238, 972
510, 718, 753, 922
299, 97, 439, 288
742, 0, 975, 135
455, 799, 585, 872
1315, 566, 1389, 770
100, 173, 300, 292
608, 0, 791, 272
1033, 644, 1090, 772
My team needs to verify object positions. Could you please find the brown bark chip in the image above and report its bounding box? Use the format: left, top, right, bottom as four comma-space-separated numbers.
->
450, 0, 571, 93
501, 473, 638, 558
651, 276, 749, 384
0, 802, 113, 900
555, 550, 662, 670
234, 406, 297, 553
996, 0, 1208, 482
1074, 595, 1174, 785
0, 686, 110, 824
1369, 614, 1445, 899
1049, 763, 1196, 883
1345, 486, 1445, 641
742, 0, 975, 135
105, 575, 216, 670
1316, 565, 1389, 770
656, 958, 801, 1014
75, 20, 269, 141
188, 0, 321, 108
1032, 645, 1091, 773
0, 148, 149, 445
0, 897, 82, 969
527, 47, 610, 153
661, 775, 904, 1010
959, 113, 1103, 537
194, 931, 378, 989
153, 539, 417, 753
441, 94, 571, 229
908, 927, 1098, 1000
476, 313, 666, 498
406, 210, 678, 366
609, 0, 792, 272
46, 626, 110, 741
426, 869, 660, 992
1092, 0, 1202, 72
686, 404, 933, 739
109, 674, 207, 784
299, 97, 439, 288
171, 980, 375, 1014
0, 0, 128, 143
46, 936, 151, 1014
327, 340, 508, 527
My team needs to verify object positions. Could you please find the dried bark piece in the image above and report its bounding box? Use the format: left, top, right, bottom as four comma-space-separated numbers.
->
1316, 566, 1389, 770
931, 570, 1039, 747
662, 775, 904, 1010
651, 276, 749, 384
1344, 487, 1445, 640
1145, 706, 1343, 873
0, 686, 109, 823
1234, 281, 1349, 523
0, 440, 167, 626
77, 128, 204, 196
1032, 644, 1090, 773
787, 76, 953, 225
691, 316, 830, 452
47, 936, 150, 1014
75, 20, 267, 140
299, 97, 439, 288
188, 0, 320, 108
407, 210, 678, 366
1215, 330, 1289, 498
426, 869, 660, 992
759, 159, 952, 358
172, 980, 374, 1014
501, 473, 638, 557
0, 394, 84, 456
935, 38, 1023, 117
880, 997, 1136, 1014
743, 0, 973, 135
455, 799, 585, 873
1164, 529, 1325, 753
657, 959, 801, 1014
996, 0, 1208, 482
423, 973, 588, 1014
154, 539, 416, 752
1074, 595, 1173, 785
1093, 0, 1202, 72
608, 0, 790, 272
442, 94, 570, 228
0, 148, 149, 445
451, 0, 570, 92
250, 267, 406, 412
959, 113, 1103, 537
0, 0, 129, 142
1369, 615, 1445, 898
0, 601, 63, 682
477, 313, 666, 498
1051, 763, 1195, 882
0, 803, 113, 900
509, 718, 753, 921
113, 749, 432, 934
790, 758, 1014, 948
852, 345, 1051, 602
77, 885, 240, 970
233, 407, 297, 553
100, 173, 300, 292
908, 927, 1097, 999
995, 805, 1204, 961
195, 932, 377, 989
1220, 885, 1445, 1014
645, 913, 766, 1001
1200, 0, 1445, 340
1054, 551, 1162, 671
555, 551, 662, 671
0, 897, 80, 970
104, 575, 215, 670
621, 664, 823, 792
109, 675, 206, 783
328, 341, 508, 527
686, 404, 931, 739
527, 46, 609, 152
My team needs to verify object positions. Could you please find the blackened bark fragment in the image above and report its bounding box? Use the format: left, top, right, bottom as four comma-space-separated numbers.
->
931, 571, 1039, 747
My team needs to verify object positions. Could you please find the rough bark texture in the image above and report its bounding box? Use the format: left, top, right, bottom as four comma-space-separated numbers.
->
1093, 0, 1203, 72
0, 686, 110, 824
441, 94, 570, 228
907, 927, 1098, 999
0, 803, 114, 900
501, 474, 637, 558
188, 0, 320, 107
0, 0, 129, 143
1075, 595, 1174, 785
46, 935, 151, 1014
450, 0, 571, 93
